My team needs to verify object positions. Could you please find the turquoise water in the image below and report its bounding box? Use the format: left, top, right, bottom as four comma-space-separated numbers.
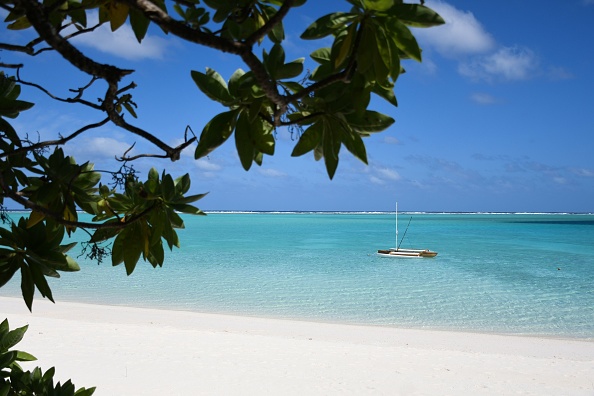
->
2, 212, 594, 339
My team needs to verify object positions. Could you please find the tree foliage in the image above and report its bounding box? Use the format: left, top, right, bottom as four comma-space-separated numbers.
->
0, 0, 444, 309
0, 319, 96, 394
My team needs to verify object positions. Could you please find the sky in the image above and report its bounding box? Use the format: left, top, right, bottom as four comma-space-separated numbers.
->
2, 0, 594, 212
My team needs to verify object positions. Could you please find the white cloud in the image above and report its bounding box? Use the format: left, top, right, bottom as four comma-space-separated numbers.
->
376, 168, 401, 181
383, 136, 401, 145
65, 136, 133, 159
417, 2, 559, 84
195, 158, 222, 171
571, 168, 594, 177
368, 166, 401, 185
415, 1, 495, 56
369, 176, 385, 185
459, 46, 538, 82
71, 12, 169, 60
547, 66, 573, 81
258, 168, 286, 178
470, 92, 498, 105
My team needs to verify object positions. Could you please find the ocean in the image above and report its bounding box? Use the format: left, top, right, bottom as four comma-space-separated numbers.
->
2, 212, 593, 339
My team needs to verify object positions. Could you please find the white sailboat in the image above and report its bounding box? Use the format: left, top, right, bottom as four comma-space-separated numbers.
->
377, 203, 437, 258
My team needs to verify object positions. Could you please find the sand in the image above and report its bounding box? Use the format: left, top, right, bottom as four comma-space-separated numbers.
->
1, 296, 593, 395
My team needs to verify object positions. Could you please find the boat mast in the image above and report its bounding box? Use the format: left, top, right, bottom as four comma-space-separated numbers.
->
395, 202, 398, 249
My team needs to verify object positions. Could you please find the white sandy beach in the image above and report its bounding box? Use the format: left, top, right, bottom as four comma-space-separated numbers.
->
1, 297, 593, 395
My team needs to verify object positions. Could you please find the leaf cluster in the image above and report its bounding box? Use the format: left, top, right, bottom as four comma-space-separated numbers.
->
189, 0, 443, 178
1, 74, 206, 310
0, 319, 95, 395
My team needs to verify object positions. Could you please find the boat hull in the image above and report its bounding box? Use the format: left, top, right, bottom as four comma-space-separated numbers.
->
377, 249, 438, 258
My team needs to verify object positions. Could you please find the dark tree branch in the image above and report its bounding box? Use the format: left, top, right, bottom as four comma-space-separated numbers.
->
61, 21, 105, 42
121, 0, 241, 54
0, 118, 111, 160
15, 69, 103, 109
16, 0, 132, 81
0, 62, 24, 69
0, 42, 35, 55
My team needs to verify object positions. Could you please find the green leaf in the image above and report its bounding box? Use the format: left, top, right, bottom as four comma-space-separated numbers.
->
58, 241, 77, 254
0, 350, 16, 368
129, 7, 150, 42
392, 4, 445, 28
29, 264, 54, 302
345, 110, 395, 132
356, 24, 375, 74
26, 211, 45, 228
123, 227, 142, 275
63, 255, 81, 272
148, 240, 165, 268
268, 18, 284, 43
0, 323, 28, 351
0, 256, 19, 289
6, 16, 31, 30
148, 167, 159, 181
250, 117, 274, 156
234, 111, 255, 171
172, 192, 208, 205
292, 121, 323, 157
162, 174, 175, 203
174, 173, 191, 195
333, 23, 357, 69
170, 203, 204, 215
15, 350, 37, 362
195, 109, 239, 159
279, 81, 304, 94
363, 0, 393, 12
372, 81, 398, 107
0, 319, 8, 337
0, 117, 21, 146
342, 130, 368, 164
90, 224, 121, 243
322, 119, 341, 179
191, 68, 234, 105
388, 19, 422, 62
161, 219, 179, 250
68, 3, 88, 27
167, 210, 185, 229
265, 43, 285, 79
0, 98, 35, 119
275, 59, 304, 80
301, 13, 358, 40
20, 265, 35, 311
374, 25, 392, 79
106, 1, 129, 31
112, 232, 124, 266
310, 48, 331, 64
228, 69, 246, 97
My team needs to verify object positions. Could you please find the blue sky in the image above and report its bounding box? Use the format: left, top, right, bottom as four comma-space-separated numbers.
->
2, 0, 594, 212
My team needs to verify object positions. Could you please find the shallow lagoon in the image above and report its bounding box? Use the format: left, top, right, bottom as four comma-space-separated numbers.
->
3, 212, 593, 339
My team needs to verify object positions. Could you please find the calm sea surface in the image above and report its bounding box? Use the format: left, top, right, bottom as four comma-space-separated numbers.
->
2, 212, 594, 339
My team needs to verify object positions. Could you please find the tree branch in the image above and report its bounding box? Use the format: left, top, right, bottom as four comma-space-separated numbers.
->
0, 179, 157, 231
121, 0, 242, 54
15, 69, 103, 109
0, 42, 35, 55
0, 118, 111, 160
16, 0, 132, 81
